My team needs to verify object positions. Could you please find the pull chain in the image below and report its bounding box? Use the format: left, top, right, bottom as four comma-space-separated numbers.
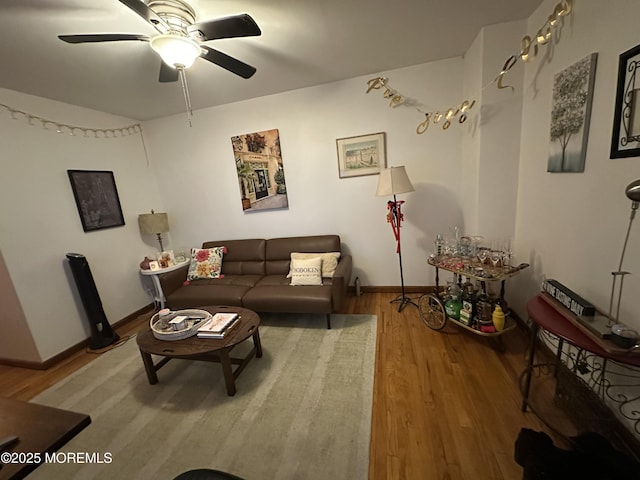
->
177, 66, 193, 127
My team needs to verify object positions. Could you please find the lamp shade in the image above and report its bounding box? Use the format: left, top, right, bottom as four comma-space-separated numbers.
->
150, 34, 201, 69
627, 179, 640, 202
376, 166, 415, 196
138, 212, 169, 235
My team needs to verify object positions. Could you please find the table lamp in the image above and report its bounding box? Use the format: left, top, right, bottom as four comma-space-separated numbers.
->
138, 210, 170, 252
607, 179, 640, 326
376, 166, 416, 312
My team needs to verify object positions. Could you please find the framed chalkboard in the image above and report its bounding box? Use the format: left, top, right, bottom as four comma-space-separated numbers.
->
68, 170, 125, 232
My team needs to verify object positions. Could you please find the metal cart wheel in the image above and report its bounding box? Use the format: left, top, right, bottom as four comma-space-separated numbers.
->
418, 293, 447, 330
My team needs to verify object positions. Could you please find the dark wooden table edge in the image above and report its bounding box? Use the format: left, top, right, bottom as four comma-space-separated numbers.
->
0, 398, 91, 480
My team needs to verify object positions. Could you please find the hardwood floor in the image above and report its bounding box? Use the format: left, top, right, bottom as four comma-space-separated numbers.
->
0, 292, 573, 479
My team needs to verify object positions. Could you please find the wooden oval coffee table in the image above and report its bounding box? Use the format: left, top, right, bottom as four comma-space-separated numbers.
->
136, 305, 262, 396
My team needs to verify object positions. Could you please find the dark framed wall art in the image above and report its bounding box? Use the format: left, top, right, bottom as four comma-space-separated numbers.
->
611, 43, 640, 158
68, 170, 125, 232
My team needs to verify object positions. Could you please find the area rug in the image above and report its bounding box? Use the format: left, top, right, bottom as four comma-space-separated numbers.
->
29, 313, 377, 480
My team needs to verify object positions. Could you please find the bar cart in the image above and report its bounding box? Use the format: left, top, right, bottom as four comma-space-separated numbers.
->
419, 253, 529, 347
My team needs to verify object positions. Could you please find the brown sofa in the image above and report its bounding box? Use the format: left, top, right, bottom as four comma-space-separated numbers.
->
157, 235, 352, 328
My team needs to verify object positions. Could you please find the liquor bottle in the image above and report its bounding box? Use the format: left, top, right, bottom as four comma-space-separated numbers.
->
459, 281, 475, 326
473, 288, 487, 329
445, 285, 462, 320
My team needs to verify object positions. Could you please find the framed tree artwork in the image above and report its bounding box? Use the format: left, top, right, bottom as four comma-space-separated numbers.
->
548, 53, 598, 173
68, 170, 125, 232
611, 43, 640, 158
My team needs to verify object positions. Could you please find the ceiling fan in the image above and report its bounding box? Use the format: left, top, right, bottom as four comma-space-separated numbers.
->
58, 0, 261, 82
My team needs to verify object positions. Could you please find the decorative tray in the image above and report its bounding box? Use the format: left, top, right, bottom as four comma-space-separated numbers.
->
150, 309, 212, 341
427, 255, 530, 281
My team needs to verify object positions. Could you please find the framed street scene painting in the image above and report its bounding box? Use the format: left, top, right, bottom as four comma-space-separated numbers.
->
231, 128, 289, 212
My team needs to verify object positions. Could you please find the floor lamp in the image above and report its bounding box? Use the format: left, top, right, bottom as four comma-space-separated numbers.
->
376, 166, 417, 312
607, 179, 640, 327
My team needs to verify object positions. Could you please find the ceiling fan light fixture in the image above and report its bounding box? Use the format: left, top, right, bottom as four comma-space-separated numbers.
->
150, 34, 201, 68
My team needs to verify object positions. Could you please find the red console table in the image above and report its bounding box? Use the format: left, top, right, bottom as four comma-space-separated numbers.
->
522, 294, 640, 447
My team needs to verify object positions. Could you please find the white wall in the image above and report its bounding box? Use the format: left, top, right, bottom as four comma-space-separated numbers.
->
0, 89, 165, 361
0, 59, 467, 363
461, 27, 484, 236
476, 21, 526, 241
461, 20, 526, 240
0, 249, 38, 362
511, 0, 640, 330
3, 0, 640, 363
141, 59, 466, 288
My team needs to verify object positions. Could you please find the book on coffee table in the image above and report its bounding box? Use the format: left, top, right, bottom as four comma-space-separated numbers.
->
197, 313, 239, 338
197, 318, 240, 339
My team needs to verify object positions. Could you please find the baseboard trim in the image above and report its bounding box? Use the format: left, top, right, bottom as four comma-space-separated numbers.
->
349, 286, 432, 294
0, 303, 154, 370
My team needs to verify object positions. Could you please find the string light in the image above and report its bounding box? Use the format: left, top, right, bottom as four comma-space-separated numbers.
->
366, 0, 574, 135
0, 102, 143, 138
0, 101, 151, 165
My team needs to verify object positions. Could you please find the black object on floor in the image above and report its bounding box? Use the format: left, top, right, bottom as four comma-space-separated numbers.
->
514, 428, 640, 480
66, 253, 119, 349
173, 469, 245, 480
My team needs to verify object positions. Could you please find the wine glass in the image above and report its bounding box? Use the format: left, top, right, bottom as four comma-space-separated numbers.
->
503, 238, 513, 266
490, 250, 503, 270
477, 248, 488, 265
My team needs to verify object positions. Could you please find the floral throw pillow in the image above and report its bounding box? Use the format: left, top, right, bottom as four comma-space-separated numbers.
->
187, 246, 226, 280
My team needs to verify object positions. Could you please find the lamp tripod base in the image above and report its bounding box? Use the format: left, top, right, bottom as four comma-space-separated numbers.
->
390, 294, 419, 312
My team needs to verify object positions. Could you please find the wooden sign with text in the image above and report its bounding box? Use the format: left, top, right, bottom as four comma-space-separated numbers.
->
542, 279, 596, 317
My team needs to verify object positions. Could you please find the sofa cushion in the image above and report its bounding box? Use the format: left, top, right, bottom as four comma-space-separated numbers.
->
187, 246, 225, 280
287, 252, 341, 278
165, 274, 263, 310
188, 274, 262, 288
165, 283, 250, 310
243, 276, 333, 314
202, 239, 266, 276
289, 256, 323, 285
265, 235, 341, 275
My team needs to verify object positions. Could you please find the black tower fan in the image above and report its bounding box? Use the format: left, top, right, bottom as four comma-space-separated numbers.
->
66, 253, 119, 349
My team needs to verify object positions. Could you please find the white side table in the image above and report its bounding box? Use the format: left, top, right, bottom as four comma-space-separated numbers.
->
140, 259, 190, 309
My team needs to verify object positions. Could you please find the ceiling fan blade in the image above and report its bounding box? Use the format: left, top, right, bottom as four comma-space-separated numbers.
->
159, 62, 179, 83
118, 0, 169, 33
58, 34, 150, 43
188, 14, 261, 41
200, 46, 257, 79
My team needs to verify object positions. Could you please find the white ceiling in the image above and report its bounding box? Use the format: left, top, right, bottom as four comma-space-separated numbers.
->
0, 0, 542, 121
